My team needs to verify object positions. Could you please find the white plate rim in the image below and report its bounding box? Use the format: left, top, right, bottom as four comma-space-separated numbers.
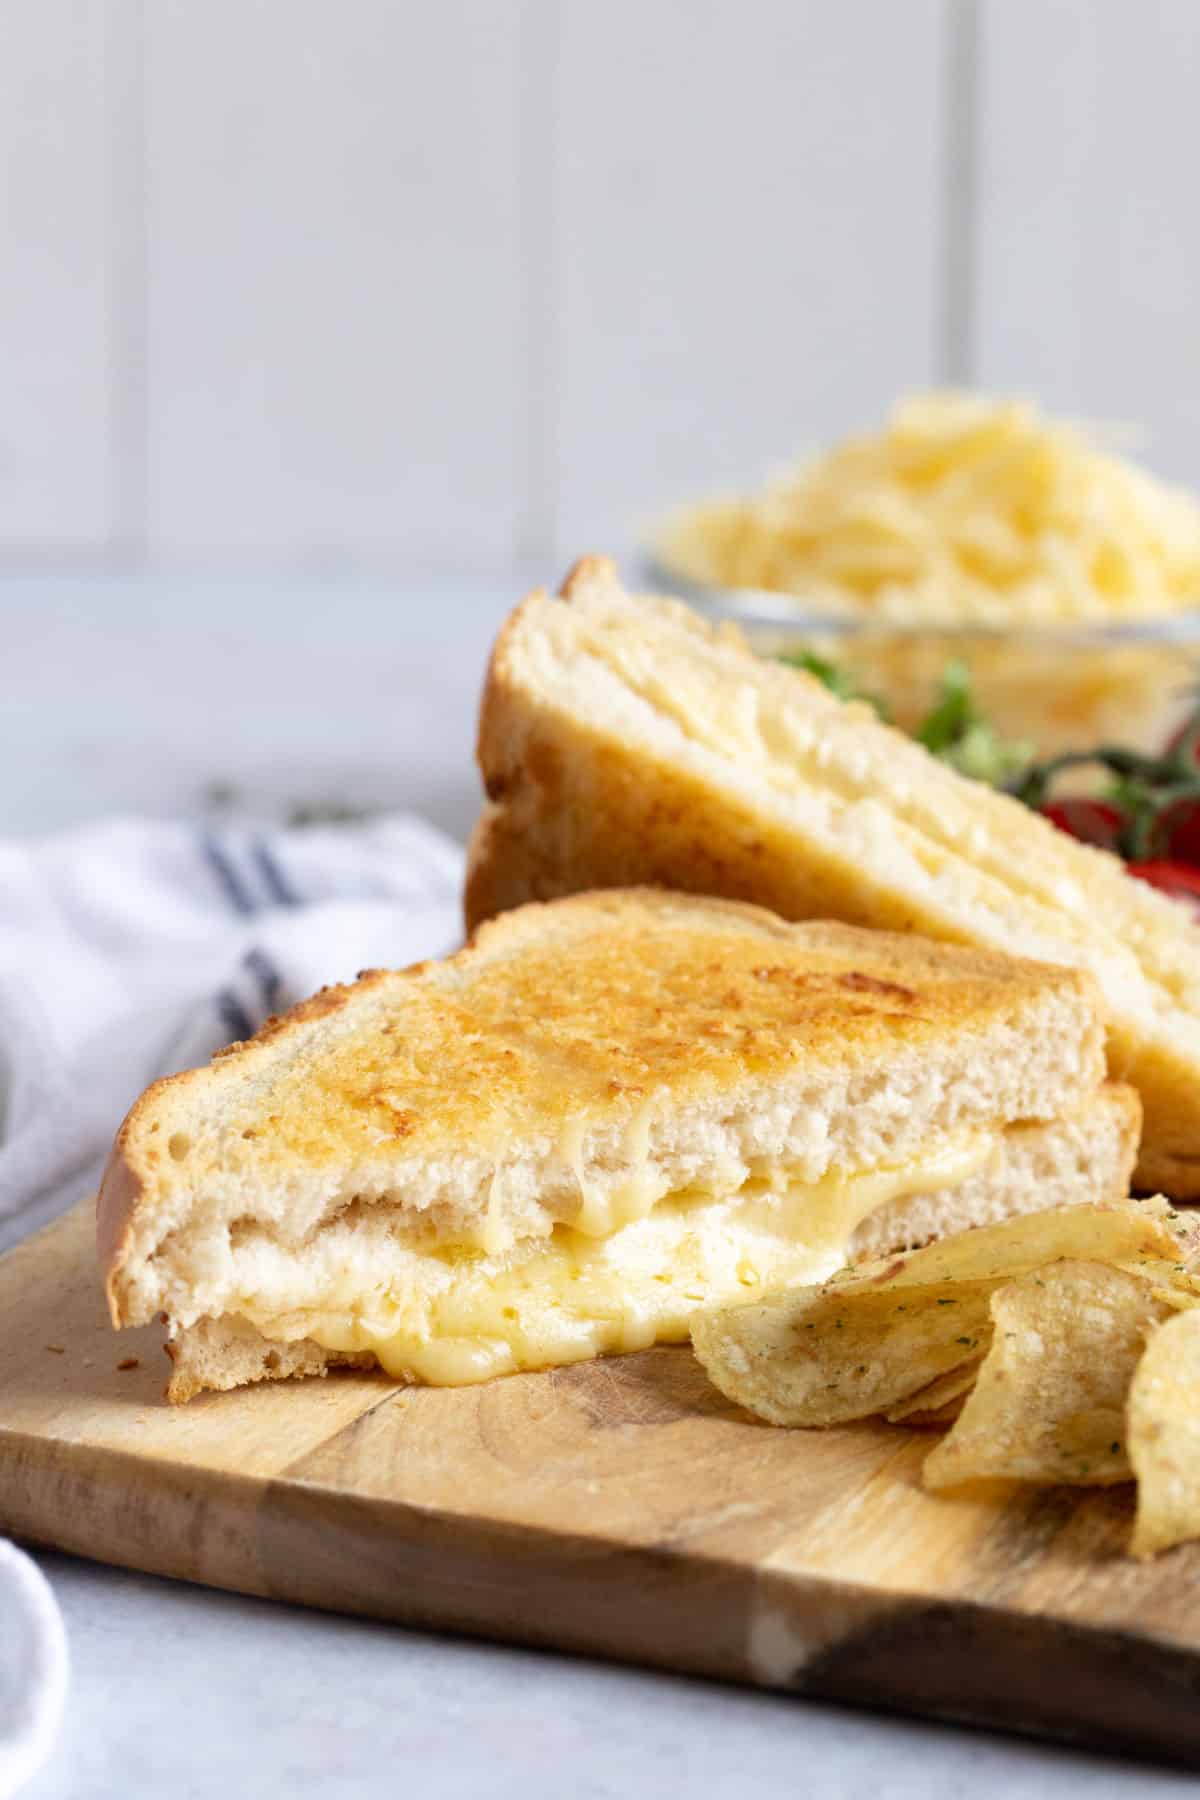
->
0, 1541, 68, 1799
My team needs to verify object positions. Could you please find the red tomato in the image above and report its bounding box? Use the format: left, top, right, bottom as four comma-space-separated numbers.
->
1041, 798, 1123, 852
1127, 860, 1200, 919
1156, 799, 1200, 867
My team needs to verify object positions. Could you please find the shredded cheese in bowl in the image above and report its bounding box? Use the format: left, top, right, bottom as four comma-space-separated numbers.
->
656, 393, 1200, 625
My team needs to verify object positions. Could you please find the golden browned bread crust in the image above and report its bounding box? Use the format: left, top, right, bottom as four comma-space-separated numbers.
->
465, 558, 1200, 1195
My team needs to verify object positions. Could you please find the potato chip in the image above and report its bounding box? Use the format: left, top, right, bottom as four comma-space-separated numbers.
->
901, 1397, 970, 1429
692, 1201, 1184, 1430
886, 1359, 982, 1424
837, 1200, 1183, 1294
1116, 1257, 1200, 1312
1141, 1193, 1200, 1265
1128, 1309, 1200, 1558
923, 1261, 1175, 1491
1111, 1197, 1200, 1307
691, 1279, 993, 1426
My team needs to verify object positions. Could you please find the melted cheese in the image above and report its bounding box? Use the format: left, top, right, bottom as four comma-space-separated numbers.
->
557, 1111, 673, 1239
258, 1133, 994, 1387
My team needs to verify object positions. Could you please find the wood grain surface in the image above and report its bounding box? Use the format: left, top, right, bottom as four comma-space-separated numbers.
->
4, 1202, 1200, 1766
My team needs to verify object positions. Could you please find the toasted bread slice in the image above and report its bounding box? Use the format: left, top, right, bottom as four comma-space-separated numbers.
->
467, 558, 1200, 1194
99, 889, 1115, 1399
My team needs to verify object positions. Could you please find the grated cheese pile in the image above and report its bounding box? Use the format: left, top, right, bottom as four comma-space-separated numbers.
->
656, 393, 1200, 624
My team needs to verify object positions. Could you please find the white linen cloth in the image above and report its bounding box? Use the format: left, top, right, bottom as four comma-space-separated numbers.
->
0, 812, 465, 1792
0, 814, 465, 1254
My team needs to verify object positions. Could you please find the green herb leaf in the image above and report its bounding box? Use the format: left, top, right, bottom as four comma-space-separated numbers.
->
914, 661, 1033, 785
779, 648, 857, 699
916, 660, 974, 754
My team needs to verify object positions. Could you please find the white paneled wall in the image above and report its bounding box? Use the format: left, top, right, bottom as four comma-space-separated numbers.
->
976, 0, 1200, 489
144, 0, 526, 561
0, 2, 120, 549
553, 0, 946, 549
1, 1, 1199, 567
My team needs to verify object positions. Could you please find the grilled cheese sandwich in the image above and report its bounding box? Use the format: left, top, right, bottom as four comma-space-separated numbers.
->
466, 557, 1200, 1194
99, 891, 1135, 1400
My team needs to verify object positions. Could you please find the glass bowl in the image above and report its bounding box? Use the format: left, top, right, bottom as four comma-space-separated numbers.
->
642, 561, 1200, 762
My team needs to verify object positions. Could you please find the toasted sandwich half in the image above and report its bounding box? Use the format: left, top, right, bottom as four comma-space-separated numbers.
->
99, 889, 1135, 1400
466, 557, 1200, 1195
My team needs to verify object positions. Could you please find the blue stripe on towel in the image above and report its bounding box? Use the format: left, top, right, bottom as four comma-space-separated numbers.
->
243, 946, 285, 1013
201, 833, 257, 916
250, 837, 302, 909
214, 987, 255, 1043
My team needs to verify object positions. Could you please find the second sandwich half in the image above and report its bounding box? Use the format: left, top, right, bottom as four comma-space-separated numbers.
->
99, 890, 1136, 1399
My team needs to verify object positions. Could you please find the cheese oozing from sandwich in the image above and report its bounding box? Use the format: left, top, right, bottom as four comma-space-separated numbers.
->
236, 1133, 994, 1386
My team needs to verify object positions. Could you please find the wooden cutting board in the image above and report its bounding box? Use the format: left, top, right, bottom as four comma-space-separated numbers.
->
5, 1202, 1200, 1768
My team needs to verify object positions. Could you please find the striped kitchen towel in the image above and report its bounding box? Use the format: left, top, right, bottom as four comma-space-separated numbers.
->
0, 814, 464, 1254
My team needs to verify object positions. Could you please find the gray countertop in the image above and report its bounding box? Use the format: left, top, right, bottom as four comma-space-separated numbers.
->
23, 1552, 1196, 1800
4, 569, 1195, 1798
